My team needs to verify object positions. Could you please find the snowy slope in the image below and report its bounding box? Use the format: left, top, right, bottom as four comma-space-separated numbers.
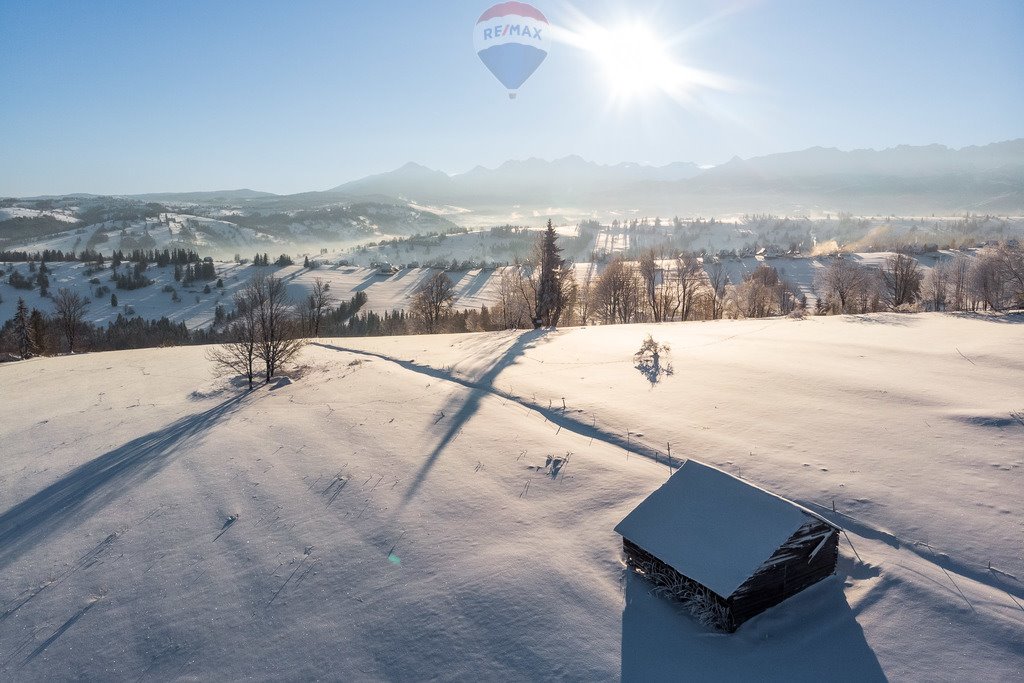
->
0, 261, 252, 330
0, 313, 1022, 680
0, 262, 508, 327
0, 254, 956, 332
0, 208, 78, 223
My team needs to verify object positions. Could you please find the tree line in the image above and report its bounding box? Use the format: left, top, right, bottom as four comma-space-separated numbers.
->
2, 289, 196, 358
813, 242, 1024, 314
3, 231, 1020, 380
0, 247, 207, 266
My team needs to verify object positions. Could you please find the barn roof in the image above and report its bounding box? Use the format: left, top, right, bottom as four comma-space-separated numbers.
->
614, 460, 838, 598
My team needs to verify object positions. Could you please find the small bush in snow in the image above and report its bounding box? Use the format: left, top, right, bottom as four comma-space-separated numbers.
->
634, 335, 673, 386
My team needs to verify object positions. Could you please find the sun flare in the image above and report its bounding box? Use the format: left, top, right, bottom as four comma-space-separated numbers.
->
555, 13, 737, 107
582, 23, 677, 99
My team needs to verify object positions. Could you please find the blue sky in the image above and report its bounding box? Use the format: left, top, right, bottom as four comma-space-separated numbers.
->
1, 0, 1022, 195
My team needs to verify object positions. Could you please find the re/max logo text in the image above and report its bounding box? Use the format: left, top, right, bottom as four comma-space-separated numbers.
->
482, 24, 543, 40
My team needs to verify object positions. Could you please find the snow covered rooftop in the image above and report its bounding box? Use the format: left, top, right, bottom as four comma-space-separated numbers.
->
614, 460, 838, 598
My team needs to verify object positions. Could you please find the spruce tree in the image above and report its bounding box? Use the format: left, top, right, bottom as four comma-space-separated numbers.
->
13, 297, 35, 359
535, 220, 565, 328
29, 309, 47, 354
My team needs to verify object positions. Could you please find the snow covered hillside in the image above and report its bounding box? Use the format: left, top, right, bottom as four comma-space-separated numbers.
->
0, 250, 979, 332
1, 313, 1021, 680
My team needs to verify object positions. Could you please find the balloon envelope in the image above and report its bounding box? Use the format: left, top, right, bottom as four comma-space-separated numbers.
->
474, 2, 550, 96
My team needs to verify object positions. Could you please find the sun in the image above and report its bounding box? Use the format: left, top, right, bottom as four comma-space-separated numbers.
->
581, 23, 678, 100
555, 13, 737, 107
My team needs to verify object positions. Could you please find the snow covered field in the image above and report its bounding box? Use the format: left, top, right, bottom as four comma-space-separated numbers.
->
1, 313, 1022, 680
0, 249, 969, 332
0, 261, 509, 328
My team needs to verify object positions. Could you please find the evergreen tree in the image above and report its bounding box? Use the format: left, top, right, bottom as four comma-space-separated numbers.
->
29, 309, 47, 354
111, 293, 118, 307
535, 220, 565, 328
13, 297, 35, 359
36, 268, 49, 297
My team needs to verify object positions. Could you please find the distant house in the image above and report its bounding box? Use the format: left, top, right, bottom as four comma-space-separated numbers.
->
615, 460, 840, 632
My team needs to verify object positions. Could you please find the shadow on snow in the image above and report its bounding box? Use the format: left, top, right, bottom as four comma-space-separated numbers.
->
620, 570, 885, 682
0, 394, 248, 569
314, 330, 550, 504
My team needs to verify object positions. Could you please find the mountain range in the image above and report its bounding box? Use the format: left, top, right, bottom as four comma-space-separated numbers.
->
329, 156, 704, 207
5, 140, 1023, 222
324, 140, 1024, 215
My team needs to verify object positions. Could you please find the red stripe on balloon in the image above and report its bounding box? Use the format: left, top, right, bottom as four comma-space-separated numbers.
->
477, 2, 548, 24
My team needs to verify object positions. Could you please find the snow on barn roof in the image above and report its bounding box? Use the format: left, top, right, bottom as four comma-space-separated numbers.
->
614, 460, 838, 598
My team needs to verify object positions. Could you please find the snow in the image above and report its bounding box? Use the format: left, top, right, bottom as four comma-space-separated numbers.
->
0, 261, 507, 328
0, 260, 253, 330
0, 312, 1022, 680
0, 208, 78, 223
614, 459, 834, 597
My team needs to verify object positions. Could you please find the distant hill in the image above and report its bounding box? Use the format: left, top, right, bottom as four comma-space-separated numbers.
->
4, 140, 1022, 248
129, 189, 279, 203
329, 140, 1024, 215
330, 156, 703, 206
658, 140, 1024, 214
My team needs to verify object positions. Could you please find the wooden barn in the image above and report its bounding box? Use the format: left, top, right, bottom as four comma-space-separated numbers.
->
615, 460, 840, 632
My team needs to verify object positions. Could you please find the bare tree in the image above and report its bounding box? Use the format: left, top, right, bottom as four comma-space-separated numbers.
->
705, 260, 728, 320
949, 252, 971, 311
857, 268, 885, 314
814, 256, 867, 314
556, 261, 578, 326
411, 271, 455, 333
639, 249, 668, 322
505, 259, 540, 326
496, 267, 532, 329
882, 249, 923, 309
576, 263, 596, 325
675, 255, 704, 321
594, 256, 640, 324
923, 258, 949, 311
253, 275, 306, 380
736, 265, 783, 318
994, 241, 1024, 307
54, 287, 89, 353
304, 277, 334, 337
640, 248, 697, 323
968, 251, 1008, 311
207, 289, 260, 389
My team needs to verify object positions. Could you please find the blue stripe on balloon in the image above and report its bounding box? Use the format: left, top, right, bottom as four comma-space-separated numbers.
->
476, 43, 547, 91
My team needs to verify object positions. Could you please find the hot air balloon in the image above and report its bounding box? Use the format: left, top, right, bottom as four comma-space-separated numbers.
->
474, 2, 550, 99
